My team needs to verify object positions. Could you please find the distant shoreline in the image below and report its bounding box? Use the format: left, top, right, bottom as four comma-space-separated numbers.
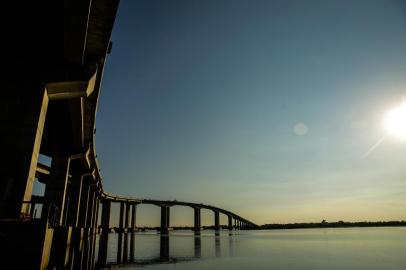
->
117, 221, 406, 232
258, 220, 406, 230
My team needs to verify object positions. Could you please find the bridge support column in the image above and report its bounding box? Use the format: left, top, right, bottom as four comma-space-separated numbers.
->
117, 201, 124, 264
73, 177, 90, 270
214, 211, 220, 231
123, 202, 130, 263
42, 149, 71, 225
66, 173, 83, 227
64, 172, 84, 269
78, 178, 90, 227
160, 206, 170, 234
193, 207, 201, 231
130, 204, 137, 262
82, 186, 96, 270
90, 193, 100, 269
0, 87, 48, 219
228, 215, 233, 230
97, 199, 110, 268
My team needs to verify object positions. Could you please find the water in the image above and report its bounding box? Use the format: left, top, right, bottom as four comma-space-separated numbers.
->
101, 227, 406, 269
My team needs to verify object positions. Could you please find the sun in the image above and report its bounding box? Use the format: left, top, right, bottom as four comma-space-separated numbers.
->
384, 101, 406, 140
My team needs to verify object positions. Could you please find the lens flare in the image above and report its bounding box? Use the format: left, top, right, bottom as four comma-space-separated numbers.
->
384, 101, 406, 140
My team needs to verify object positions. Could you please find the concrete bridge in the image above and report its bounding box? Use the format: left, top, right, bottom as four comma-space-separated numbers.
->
0, 0, 257, 269
97, 196, 257, 266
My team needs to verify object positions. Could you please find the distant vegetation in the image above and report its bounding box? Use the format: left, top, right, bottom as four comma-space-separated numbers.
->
259, 220, 406, 230
108, 221, 406, 233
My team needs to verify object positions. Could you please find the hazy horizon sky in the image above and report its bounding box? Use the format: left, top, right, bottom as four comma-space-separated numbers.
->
96, 0, 406, 225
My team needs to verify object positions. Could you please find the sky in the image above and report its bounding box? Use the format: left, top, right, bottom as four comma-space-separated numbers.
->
95, 0, 406, 226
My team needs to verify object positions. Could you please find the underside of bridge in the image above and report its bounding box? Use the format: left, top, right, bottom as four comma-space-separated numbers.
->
0, 1, 257, 269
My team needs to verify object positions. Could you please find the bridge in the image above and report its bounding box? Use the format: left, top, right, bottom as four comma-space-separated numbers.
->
0, 0, 257, 269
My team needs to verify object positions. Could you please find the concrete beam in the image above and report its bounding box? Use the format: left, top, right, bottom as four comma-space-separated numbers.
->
63, 0, 92, 65
46, 67, 98, 100
35, 162, 51, 184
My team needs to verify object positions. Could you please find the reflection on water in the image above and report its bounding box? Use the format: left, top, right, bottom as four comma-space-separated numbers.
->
99, 227, 406, 270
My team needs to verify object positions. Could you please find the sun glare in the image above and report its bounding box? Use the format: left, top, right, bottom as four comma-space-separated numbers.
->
384, 101, 406, 140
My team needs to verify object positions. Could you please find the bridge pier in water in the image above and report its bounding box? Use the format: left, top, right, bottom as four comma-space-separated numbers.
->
193, 207, 201, 231
160, 206, 170, 234
130, 203, 137, 262
214, 210, 220, 231
228, 215, 233, 230
97, 199, 111, 267
123, 202, 130, 263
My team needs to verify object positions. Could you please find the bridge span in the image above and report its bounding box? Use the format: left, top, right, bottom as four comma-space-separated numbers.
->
0, 0, 256, 269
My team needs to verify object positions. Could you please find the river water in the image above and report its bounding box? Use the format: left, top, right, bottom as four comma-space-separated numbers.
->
99, 227, 406, 269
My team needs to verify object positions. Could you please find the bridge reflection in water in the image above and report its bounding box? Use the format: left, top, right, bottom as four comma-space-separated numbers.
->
95, 197, 256, 269
96, 230, 237, 269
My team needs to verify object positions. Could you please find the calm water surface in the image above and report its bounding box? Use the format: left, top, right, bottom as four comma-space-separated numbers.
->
101, 227, 406, 269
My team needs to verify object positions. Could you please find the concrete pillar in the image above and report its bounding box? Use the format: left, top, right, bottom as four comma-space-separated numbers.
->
66, 173, 83, 227
74, 177, 90, 270
160, 206, 170, 234
97, 200, 111, 268
85, 187, 95, 228
89, 194, 99, 269
193, 207, 201, 231
78, 178, 90, 227
130, 204, 137, 262
80, 228, 91, 270
214, 211, 220, 231
0, 87, 48, 219
228, 215, 233, 230
71, 228, 85, 270
117, 201, 124, 264
167, 207, 170, 228
123, 202, 130, 263
81, 186, 95, 270
42, 149, 71, 225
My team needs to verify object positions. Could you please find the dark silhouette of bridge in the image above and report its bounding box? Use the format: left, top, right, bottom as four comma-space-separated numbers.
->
0, 0, 257, 269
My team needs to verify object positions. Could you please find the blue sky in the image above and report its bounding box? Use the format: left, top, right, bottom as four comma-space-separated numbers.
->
95, 0, 406, 225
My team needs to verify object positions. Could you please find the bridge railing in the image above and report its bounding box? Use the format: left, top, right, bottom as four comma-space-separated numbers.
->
0, 201, 59, 228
